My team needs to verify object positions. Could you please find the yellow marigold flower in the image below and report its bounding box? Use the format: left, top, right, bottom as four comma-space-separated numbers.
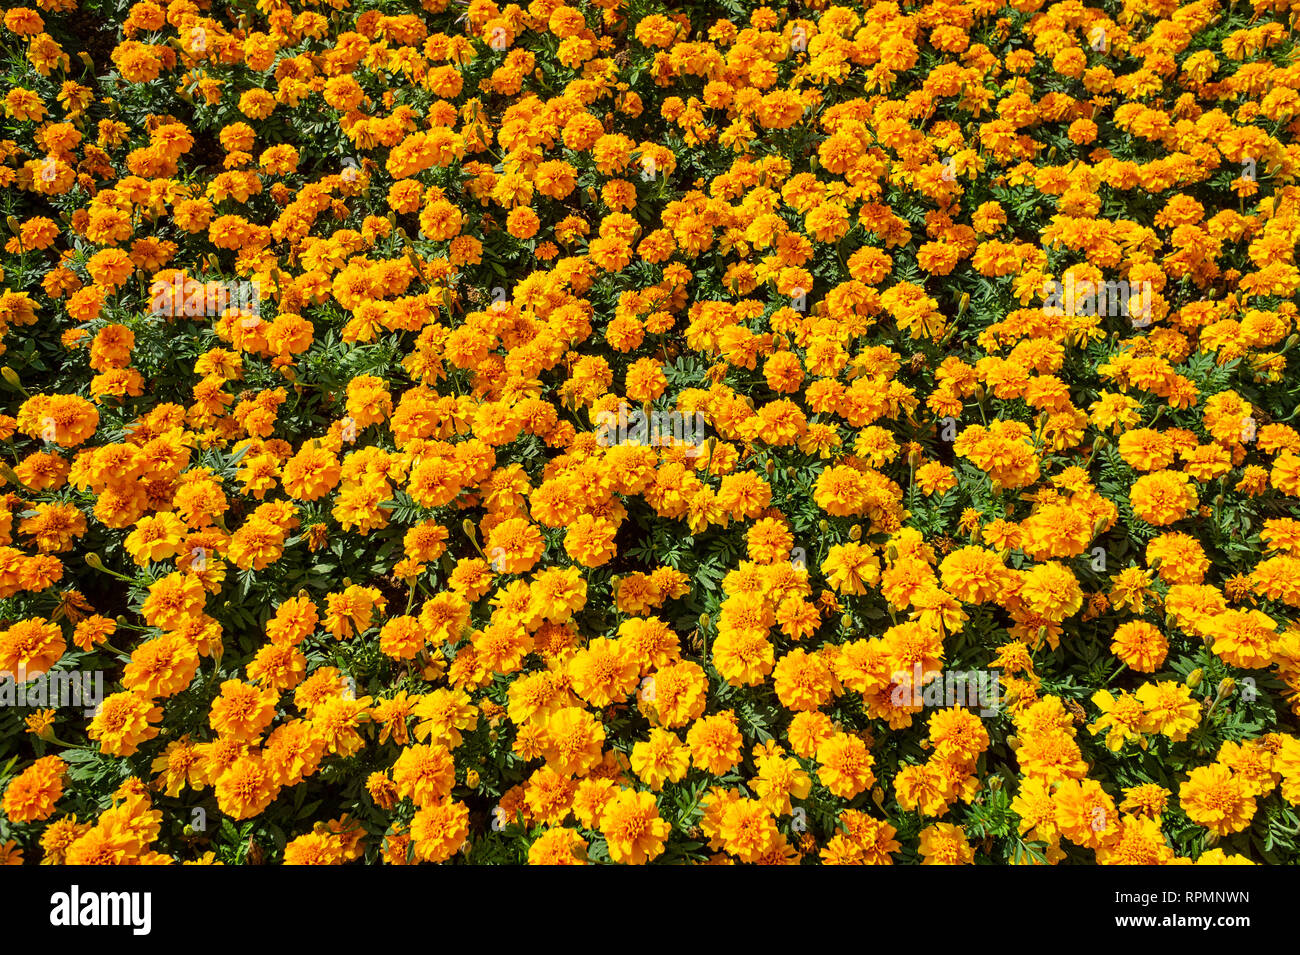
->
392, 743, 456, 808
599, 789, 669, 865
1135, 681, 1201, 742
209, 679, 278, 742
1, 754, 65, 822
88, 691, 162, 757
1110, 620, 1169, 673
527, 826, 589, 865
410, 798, 470, 862
568, 636, 638, 708
1179, 763, 1256, 836
773, 648, 835, 712
1089, 689, 1149, 752
1129, 470, 1198, 526
630, 728, 690, 791
815, 732, 876, 799
686, 710, 743, 775
917, 822, 975, 865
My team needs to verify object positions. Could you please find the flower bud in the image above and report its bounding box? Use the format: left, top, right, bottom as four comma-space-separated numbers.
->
1186, 668, 1203, 690
406, 248, 424, 276
0, 367, 19, 388
1216, 678, 1235, 700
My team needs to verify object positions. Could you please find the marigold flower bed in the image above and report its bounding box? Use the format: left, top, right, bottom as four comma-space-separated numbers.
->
0, 0, 1299, 866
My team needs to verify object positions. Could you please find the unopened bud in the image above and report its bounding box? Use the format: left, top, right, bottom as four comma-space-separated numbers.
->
1186, 667, 1203, 690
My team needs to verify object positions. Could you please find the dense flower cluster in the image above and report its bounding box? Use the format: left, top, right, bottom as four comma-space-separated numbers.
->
1, 0, 1299, 865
